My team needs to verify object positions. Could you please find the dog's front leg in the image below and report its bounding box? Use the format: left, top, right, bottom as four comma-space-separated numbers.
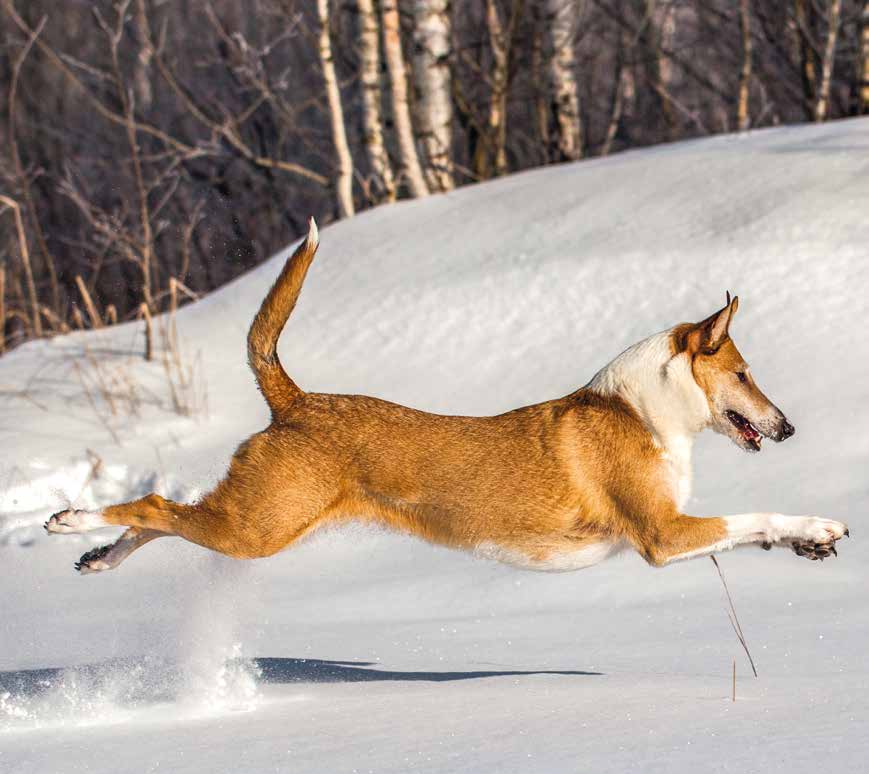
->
643, 513, 849, 566
721, 513, 849, 560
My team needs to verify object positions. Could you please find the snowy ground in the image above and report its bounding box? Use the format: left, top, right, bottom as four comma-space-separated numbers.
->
1, 119, 868, 773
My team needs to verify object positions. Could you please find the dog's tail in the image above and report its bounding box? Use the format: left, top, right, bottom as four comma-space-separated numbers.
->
247, 217, 319, 418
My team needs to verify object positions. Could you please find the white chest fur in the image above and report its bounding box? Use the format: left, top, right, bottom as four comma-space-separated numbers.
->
660, 434, 694, 511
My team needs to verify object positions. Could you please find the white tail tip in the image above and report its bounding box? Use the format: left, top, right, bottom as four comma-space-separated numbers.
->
306, 216, 319, 246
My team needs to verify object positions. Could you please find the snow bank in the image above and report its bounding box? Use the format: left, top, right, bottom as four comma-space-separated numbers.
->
1, 119, 867, 772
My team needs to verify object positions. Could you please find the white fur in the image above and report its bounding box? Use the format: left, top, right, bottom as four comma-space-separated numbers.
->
45, 508, 109, 534
475, 540, 625, 572
664, 513, 848, 564
588, 329, 710, 509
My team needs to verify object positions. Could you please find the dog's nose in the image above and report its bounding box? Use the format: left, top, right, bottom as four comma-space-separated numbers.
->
780, 420, 795, 439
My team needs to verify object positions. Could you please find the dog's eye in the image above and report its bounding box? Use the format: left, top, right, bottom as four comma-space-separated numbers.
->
736, 371, 748, 383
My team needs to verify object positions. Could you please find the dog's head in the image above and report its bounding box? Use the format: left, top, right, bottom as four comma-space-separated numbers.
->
674, 293, 794, 452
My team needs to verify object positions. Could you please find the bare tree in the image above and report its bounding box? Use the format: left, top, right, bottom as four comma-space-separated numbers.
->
317, 0, 355, 216
795, 0, 819, 119
412, 0, 455, 191
544, 0, 583, 161
645, 0, 678, 138
815, 0, 842, 121
381, 0, 430, 197
473, 0, 525, 179
133, 0, 154, 112
858, 0, 869, 113
2, 0, 868, 355
737, 0, 753, 130
357, 0, 397, 202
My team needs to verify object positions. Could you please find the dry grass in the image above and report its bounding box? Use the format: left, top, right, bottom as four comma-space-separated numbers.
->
66, 284, 208, 443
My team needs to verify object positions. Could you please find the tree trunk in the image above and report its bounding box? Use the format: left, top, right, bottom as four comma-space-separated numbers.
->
381, 0, 430, 198
474, 0, 524, 179
737, 0, 752, 131
544, 0, 582, 161
814, 0, 841, 122
795, 0, 818, 120
357, 0, 396, 202
857, 1, 869, 113
134, 0, 154, 112
412, 0, 454, 191
531, 5, 550, 163
317, 0, 355, 218
645, 0, 678, 138
601, 60, 627, 157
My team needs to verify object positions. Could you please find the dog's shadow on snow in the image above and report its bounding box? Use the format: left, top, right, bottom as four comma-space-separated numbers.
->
0, 658, 600, 705
255, 658, 601, 683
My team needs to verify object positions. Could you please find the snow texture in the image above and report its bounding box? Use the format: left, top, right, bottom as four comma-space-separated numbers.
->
1, 119, 868, 772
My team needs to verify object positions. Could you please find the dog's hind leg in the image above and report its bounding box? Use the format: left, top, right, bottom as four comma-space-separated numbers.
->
47, 491, 326, 561
74, 527, 165, 574
46, 493, 236, 554
47, 494, 186, 535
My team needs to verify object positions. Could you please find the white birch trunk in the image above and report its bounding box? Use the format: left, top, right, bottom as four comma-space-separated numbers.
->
412, 0, 454, 191
317, 0, 355, 217
544, 0, 582, 161
815, 0, 842, 122
381, 0, 430, 198
357, 0, 396, 202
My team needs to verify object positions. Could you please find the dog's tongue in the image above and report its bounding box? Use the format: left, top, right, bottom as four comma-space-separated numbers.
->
742, 423, 762, 450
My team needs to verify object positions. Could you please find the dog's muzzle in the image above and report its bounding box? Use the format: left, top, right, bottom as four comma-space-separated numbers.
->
778, 419, 795, 441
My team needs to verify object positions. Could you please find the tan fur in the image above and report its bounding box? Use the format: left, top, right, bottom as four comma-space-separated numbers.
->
54, 232, 816, 571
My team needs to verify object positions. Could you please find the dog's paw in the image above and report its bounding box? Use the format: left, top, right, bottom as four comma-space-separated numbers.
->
45, 508, 106, 535
790, 517, 849, 561
45, 509, 80, 534
74, 544, 113, 574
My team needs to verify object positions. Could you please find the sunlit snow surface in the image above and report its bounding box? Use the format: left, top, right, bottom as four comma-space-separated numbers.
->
1, 120, 868, 772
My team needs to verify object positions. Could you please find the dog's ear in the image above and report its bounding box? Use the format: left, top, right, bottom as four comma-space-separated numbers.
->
685, 292, 739, 355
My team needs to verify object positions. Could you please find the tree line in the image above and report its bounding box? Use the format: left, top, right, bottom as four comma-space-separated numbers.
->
1, 0, 867, 352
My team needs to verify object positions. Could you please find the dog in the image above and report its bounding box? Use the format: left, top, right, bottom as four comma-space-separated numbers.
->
46, 218, 849, 574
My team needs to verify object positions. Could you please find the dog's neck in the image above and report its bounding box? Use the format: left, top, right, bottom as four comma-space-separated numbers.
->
587, 329, 712, 508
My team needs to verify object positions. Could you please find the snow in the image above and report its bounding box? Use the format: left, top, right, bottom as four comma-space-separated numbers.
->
2, 119, 868, 772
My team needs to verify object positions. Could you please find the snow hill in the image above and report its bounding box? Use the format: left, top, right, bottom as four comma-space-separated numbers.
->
1, 119, 868, 773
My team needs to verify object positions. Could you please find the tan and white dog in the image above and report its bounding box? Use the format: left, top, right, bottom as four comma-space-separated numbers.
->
47, 219, 848, 573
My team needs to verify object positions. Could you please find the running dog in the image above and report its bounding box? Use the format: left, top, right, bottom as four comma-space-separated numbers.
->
47, 219, 849, 573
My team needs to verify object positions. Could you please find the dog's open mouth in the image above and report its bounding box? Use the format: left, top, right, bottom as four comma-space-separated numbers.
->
726, 410, 762, 450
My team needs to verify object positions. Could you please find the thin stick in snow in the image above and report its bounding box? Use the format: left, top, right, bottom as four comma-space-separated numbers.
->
732, 658, 736, 702
710, 554, 758, 678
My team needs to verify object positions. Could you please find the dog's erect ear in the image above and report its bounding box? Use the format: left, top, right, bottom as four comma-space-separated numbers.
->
685, 292, 739, 355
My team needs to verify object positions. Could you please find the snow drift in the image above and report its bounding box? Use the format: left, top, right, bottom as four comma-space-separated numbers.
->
1, 119, 868, 773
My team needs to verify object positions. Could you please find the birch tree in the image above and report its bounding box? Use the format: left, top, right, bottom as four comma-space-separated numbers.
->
412, 0, 455, 191
544, 0, 583, 161
357, 0, 396, 202
814, 0, 842, 121
317, 0, 355, 217
381, 0, 430, 198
